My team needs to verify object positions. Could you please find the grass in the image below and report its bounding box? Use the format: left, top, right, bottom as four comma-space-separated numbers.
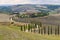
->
0, 25, 60, 40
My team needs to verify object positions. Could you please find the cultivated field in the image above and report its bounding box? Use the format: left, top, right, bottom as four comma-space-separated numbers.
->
0, 14, 10, 22
13, 14, 60, 26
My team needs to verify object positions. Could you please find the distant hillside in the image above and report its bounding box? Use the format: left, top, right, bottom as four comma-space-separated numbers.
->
0, 4, 60, 14
0, 6, 12, 13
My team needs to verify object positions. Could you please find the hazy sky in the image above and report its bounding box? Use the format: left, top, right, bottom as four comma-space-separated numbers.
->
0, 0, 60, 5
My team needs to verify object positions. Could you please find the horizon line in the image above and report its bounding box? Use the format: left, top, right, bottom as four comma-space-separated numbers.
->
0, 3, 60, 6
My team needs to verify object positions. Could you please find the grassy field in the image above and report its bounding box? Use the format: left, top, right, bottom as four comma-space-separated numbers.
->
0, 25, 60, 40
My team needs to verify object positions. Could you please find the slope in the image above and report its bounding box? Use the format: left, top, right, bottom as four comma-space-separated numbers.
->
0, 25, 60, 40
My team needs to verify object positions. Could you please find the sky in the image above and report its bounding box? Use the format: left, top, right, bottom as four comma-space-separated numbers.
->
0, 0, 60, 5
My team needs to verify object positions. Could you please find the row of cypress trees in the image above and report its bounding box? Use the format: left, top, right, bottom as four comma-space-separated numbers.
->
20, 22, 60, 35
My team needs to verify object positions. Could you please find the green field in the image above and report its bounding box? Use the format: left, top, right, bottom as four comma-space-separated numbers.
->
0, 25, 60, 40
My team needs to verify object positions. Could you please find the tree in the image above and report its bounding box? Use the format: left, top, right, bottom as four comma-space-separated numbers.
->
48, 26, 49, 35
40, 22, 42, 27
55, 26, 57, 35
51, 26, 52, 34
20, 26, 23, 31
23, 25, 26, 31
34, 24, 36, 33
44, 26, 46, 34
38, 25, 41, 34
31, 25, 32, 32
28, 24, 31, 32
58, 25, 59, 35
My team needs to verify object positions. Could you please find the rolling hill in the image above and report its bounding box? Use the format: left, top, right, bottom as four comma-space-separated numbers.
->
0, 25, 60, 40
0, 4, 60, 14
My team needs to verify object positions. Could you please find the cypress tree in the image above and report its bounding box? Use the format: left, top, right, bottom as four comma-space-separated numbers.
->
41, 28, 43, 34
34, 24, 36, 33
38, 28, 40, 34
40, 22, 42, 27
28, 24, 31, 32
55, 26, 57, 35
51, 26, 52, 35
31, 25, 32, 32
44, 26, 46, 34
48, 26, 49, 35
38, 25, 40, 34
35, 23, 37, 28
20, 26, 23, 31
39, 22, 43, 34
58, 25, 59, 35
24, 25, 26, 31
